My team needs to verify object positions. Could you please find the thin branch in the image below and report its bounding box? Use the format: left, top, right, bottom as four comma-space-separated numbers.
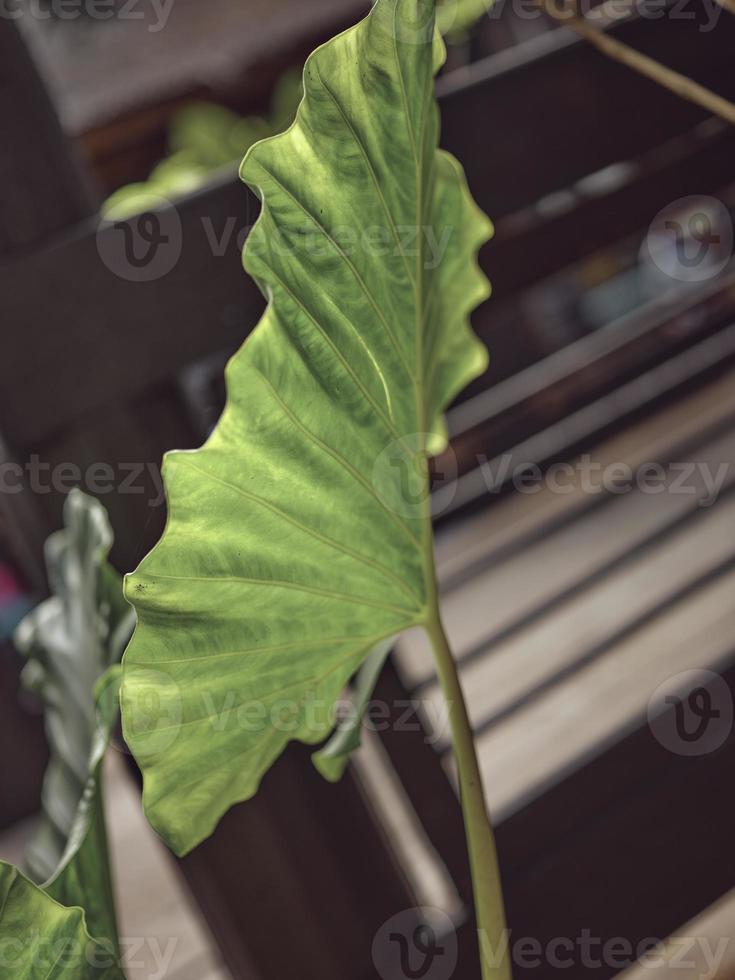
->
535, 0, 735, 127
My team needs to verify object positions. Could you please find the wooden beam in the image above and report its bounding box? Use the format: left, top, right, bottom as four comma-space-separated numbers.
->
0, 19, 97, 256
4, 5, 735, 449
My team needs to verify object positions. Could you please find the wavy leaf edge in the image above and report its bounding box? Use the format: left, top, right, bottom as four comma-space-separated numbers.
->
121, 0, 491, 857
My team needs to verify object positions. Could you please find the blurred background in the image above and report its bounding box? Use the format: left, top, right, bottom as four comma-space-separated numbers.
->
1, 0, 734, 977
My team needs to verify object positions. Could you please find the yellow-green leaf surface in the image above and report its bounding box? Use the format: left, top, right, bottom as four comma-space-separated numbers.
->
0, 862, 124, 980
121, 0, 491, 856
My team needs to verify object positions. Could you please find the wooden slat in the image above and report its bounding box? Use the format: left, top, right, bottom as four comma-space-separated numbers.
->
436, 365, 735, 587
381, 370, 735, 978
620, 890, 735, 980
451, 489, 735, 740
0, 20, 96, 255
399, 370, 735, 685
103, 755, 234, 980
438, 5, 735, 220
0, 176, 257, 448
175, 744, 416, 980
471, 559, 735, 817
30, 380, 202, 574
490, 656, 735, 979
4, 10, 735, 451
485, 122, 735, 301
33, 0, 368, 136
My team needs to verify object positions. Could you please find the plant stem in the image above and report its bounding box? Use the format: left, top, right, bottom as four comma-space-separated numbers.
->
426, 609, 512, 980
535, 0, 735, 127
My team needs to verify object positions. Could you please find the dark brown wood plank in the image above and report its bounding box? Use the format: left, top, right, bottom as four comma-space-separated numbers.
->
374, 659, 474, 903
0, 642, 49, 830
0, 177, 258, 449
29, 382, 202, 573
28, 0, 368, 136
176, 744, 416, 980
493, 653, 735, 978
438, 5, 735, 220
4, 9, 735, 451
0, 19, 97, 256
0, 16, 100, 828
486, 122, 735, 301
383, 651, 735, 979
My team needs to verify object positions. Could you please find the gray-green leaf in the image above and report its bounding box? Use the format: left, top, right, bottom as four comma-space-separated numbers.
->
312, 638, 393, 782
14, 490, 134, 948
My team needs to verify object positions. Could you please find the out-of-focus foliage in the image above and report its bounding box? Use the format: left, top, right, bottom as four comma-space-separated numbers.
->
438, 0, 494, 41
103, 71, 303, 220
13, 490, 134, 952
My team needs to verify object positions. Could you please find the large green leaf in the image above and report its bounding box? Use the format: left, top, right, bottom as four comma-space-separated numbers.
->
0, 861, 125, 979
14, 490, 134, 950
121, 0, 491, 856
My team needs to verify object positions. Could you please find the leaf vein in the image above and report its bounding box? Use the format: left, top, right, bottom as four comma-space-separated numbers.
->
255, 370, 421, 546
179, 459, 423, 607
263, 258, 406, 446
313, 61, 416, 289
143, 572, 413, 616
253, 163, 415, 381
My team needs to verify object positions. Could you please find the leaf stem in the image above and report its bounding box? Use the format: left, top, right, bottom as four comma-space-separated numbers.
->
536, 0, 735, 127
94, 777, 124, 963
426, 608, 512, 980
